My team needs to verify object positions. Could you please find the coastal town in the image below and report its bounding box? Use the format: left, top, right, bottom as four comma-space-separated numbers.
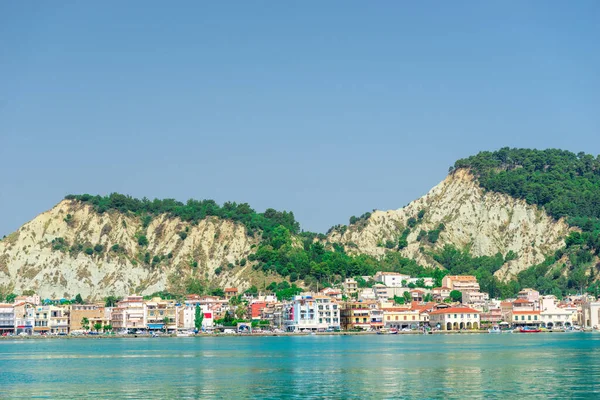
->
2, 271, 600, 337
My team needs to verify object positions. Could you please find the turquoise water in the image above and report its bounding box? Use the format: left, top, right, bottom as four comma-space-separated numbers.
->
1, 333, 599, 399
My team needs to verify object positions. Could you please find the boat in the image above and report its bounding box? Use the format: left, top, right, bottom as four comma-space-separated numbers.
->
489, 322, 513, 333
518, 326, 541, 333
389, 328, 398, 335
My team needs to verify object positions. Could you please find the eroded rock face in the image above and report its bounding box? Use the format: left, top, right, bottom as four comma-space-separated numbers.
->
328, 169, 571, 280
0, 200, 261, 299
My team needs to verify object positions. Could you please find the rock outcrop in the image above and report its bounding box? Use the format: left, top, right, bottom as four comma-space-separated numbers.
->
328, 169, 572, 280
0, 200, 263, 299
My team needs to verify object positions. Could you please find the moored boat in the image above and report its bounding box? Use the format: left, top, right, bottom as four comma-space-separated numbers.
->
518, 326, 541, 333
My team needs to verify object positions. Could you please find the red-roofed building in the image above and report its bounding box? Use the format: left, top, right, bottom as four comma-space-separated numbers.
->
249, 302, 268, 320
429, 307, 481, 331
224, 288, 238, 300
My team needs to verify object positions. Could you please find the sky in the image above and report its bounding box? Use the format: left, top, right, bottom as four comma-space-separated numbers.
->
1, 1, 599, 235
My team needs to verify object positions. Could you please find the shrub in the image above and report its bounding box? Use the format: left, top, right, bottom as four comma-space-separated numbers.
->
84, 248, 94, 255
178, 232, 187, 240
138, 235, 148, 246
94, 244, 104, 253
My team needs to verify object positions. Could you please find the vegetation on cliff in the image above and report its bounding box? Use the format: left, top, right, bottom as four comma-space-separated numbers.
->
453, 148, 600, 227
64, 193, 300, 240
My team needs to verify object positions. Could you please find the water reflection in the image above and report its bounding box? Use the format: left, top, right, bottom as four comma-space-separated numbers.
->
1, 334, 600, 398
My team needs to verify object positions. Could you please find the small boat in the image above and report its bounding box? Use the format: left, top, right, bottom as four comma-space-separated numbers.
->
389, 328, 398, 335
518, 326, 541, 333
488, 325, 502, 334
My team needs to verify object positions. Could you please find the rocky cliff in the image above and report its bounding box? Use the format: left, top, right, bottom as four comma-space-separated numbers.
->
0, 200, 264, 299
327, 169, 572, 280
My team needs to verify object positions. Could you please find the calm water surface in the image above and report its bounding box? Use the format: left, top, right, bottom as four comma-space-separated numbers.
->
1, 333, 599, 399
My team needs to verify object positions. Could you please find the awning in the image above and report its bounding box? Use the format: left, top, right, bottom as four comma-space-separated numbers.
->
147, 323, 165, 329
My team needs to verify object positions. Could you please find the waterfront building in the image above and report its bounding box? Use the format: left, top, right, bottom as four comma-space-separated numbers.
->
180, 303, 213, 331
441, 275, 480, 294
510, 310, 541, 327
13, 301, 35, 334
581, 301, 600, 329
284, 295, 340, 332
479, 306, 502, 325
429, 307, 481, 330
539, 296, 575, 328
341, 300, 381, 331
69, 304, 106, 332
48, 305, 69, 334
382, 307, 423, 330
111, 295, 145, 331
34, 306, 50, 334
0, 303, 15, 334
145, 297, 177, 331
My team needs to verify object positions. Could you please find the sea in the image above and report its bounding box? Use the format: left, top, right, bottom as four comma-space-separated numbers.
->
1, 333, 599, 399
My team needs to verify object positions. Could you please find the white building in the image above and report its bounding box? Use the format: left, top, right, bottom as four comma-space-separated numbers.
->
182, 304, 214, 331
582, 301, 600, 329
284, 295, 340, 332
0, 303, 15, 334
429, 307, 481, 331
343, 278, 358, 294
539, 296, 575, 328
374, 272, 411, 287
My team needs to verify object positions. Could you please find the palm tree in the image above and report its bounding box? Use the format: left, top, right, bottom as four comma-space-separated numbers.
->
81, 317, 90, 332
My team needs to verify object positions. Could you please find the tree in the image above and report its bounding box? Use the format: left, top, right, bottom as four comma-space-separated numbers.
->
75, 293, 84, 304
103, 324, 113, 332
210, 288, 225, 297
94, 244, 104, 253
5, 293, 17, 303
138, 235, 149, 246
105, 296, 119, 307
163, 317, 170, 332
93, 322, 103, 332
195, 305, 204, 331
450, 290, 462, 303
403, 291, 412, 303
81, 317, 90, 331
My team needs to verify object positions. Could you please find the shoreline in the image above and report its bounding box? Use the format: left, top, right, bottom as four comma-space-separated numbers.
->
0, 329, 584, 340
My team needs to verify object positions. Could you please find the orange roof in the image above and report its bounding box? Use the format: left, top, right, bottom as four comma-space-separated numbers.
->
445, 275, 477, 281
410, 289, 425, 293
513, 299, 532, 304
224, 288, 238, 292
429, 307, 480, 315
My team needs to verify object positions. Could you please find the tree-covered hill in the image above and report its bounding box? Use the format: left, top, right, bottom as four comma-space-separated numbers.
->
453, 148, 600, 228
65, 193, 299, 240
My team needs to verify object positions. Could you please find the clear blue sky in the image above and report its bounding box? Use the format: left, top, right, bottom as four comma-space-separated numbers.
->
1, 1, 599, 235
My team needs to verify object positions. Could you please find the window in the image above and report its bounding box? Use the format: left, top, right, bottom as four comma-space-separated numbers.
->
521, 316, 525, 321
528, 316, 531, 321
454, 314, 457, 318
467, 314, 470, 318
534, 316, 538, 320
